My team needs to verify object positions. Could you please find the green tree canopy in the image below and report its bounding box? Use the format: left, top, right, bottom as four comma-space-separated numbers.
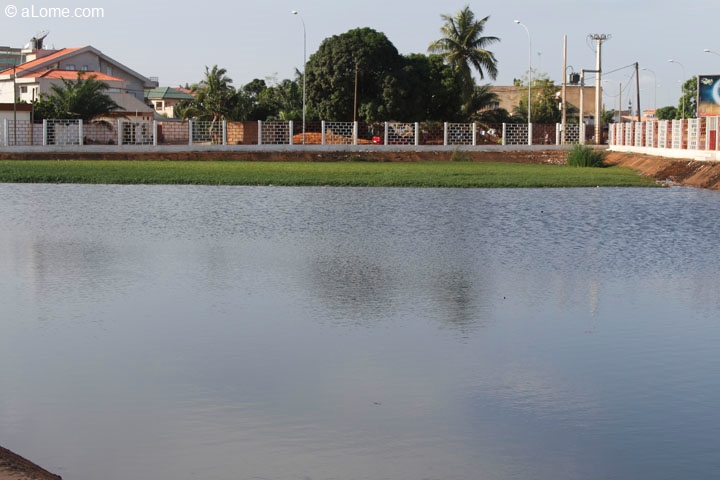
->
305, 27, 402, 122
183, 65, 236, 122
394, 53, 464, 122
655, 105, 677, 120
33, 72, 120, 121
512, 74, 561, 124
676, 76, 697, 119
428, 6, 499, 106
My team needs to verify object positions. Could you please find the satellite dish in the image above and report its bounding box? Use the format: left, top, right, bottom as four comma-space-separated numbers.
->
32, 30, 50, 49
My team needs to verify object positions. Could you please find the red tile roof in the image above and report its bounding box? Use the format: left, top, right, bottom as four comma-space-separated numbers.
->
35, 70, 124, 82
0, 47, 83, 76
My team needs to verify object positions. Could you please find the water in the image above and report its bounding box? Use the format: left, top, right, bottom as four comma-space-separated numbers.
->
1, 184, 719, 480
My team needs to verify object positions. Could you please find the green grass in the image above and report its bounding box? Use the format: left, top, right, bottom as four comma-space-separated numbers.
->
0, 160, 657, 188
567, 144, 606, 167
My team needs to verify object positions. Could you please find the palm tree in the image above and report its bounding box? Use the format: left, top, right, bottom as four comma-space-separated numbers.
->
183, 66, 234, 120
428, 6, 499, 104
34, 72, 120, 121
182, 65, 236, 140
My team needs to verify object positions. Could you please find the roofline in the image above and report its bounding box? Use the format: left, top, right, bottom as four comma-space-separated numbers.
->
0, 45, 156, 87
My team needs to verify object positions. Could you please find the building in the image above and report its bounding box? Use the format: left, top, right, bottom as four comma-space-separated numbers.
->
145, 86, 195, 118
0, 42, 157, 118
0, 102, 32, 122
489, 85, 603, 122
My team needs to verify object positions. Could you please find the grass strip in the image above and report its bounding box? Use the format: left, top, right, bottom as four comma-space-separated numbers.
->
0, 160, 658, 188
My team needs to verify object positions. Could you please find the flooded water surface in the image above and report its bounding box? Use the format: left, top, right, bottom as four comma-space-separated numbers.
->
1, 184, 719, 480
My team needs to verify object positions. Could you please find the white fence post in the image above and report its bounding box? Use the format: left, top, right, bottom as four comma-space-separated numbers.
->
189, 120, 194, 146
502, 123, 507, 146
1, 119, 7, 146
443, 122, 448, 146
472, 122, 477, 146
42, 119, 48, 146
79, 119, 84, 145
353, 121, 358, 146
528, 123, 533, 146
222, 120, 227, 146
321, 120, 326, 145
153, 121, 158, 146
415, 122, 420, 146
258, 120, 263, 145
384, 122, 389, 146
117, 120, 123, 146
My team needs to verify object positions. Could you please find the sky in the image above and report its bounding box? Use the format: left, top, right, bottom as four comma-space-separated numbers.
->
2, 0, 719, 112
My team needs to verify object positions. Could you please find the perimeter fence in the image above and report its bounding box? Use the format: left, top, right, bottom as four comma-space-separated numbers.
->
0, 118, 589, 147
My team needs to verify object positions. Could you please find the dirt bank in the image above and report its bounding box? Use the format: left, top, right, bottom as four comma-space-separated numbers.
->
0, 446, 61, 480
0, 148, 567, 164
605, 151, 720, 190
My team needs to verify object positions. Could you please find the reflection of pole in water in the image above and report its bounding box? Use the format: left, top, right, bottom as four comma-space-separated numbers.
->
586, 280, 599, 334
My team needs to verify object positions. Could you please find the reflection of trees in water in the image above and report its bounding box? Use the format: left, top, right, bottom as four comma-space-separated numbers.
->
308, 254, 397, 327
307, 248, 491, 336
427, 267, 488, 336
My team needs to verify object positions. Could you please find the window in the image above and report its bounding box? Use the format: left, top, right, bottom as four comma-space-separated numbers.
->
106, 66, 112, 76
20, 86, 28, 93
66, 64, 76, 70
81, 65, 89, 71
155, 101, 164, 110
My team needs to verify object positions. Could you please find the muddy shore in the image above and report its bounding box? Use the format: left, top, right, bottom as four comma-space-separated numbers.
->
604, 151, 720, 190
0, 446, 61, 480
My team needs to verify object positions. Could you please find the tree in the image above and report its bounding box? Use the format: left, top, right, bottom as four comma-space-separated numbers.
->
305, 28, 402, 122
512, 74, 560, 124
602, 108, 617, 125
394, 53, 464, 122
656, 106, 677, 120
181, 65, 236, 123
468, 85, 510, 124
428, 6, 499, 106
33, 72, 120, 121
676, 76, 697, 119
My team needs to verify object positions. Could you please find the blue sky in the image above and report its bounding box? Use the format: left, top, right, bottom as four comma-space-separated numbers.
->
2, 0, 719, 111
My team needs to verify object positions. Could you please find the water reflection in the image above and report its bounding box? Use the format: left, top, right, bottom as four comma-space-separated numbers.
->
1, 184, 719, 480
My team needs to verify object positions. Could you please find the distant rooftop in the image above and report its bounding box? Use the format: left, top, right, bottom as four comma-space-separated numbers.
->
145, 86, 195, 100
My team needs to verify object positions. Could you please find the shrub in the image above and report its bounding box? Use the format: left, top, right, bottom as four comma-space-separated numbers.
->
567, 144, 606, 167
451, 149, 470, 162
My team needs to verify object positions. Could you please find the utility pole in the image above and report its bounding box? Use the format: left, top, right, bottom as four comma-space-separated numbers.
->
589, 34, 611, 144
12, 62, 17, 146
561, 35, 567, 145
580, 68, 599, 144
634, 62, 641, 121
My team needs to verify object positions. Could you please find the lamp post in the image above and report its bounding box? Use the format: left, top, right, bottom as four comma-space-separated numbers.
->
641, 67, 657, 111
704, 48, 720, 57
668, 59, 686, 118
292, 10, 306, 144
514, 20, 532, 145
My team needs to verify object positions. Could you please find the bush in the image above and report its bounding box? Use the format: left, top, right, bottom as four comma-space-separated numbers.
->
566, 144, 606, 167
451, 149, 470, 162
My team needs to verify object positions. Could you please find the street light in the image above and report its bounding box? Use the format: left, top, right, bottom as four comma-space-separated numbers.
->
704, 48, 720, 57
641, 67, 657, 110
292, 10, 306, 145
668, 59, 686, 118
514, 20, 531, 145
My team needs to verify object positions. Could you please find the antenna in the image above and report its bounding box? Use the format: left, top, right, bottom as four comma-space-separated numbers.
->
32, 30, 50, 50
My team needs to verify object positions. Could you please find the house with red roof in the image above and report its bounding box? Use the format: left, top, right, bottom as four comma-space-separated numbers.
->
0, 44, 157, 119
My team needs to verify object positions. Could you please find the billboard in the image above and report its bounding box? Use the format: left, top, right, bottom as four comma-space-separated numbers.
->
698, 75, 720, 117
